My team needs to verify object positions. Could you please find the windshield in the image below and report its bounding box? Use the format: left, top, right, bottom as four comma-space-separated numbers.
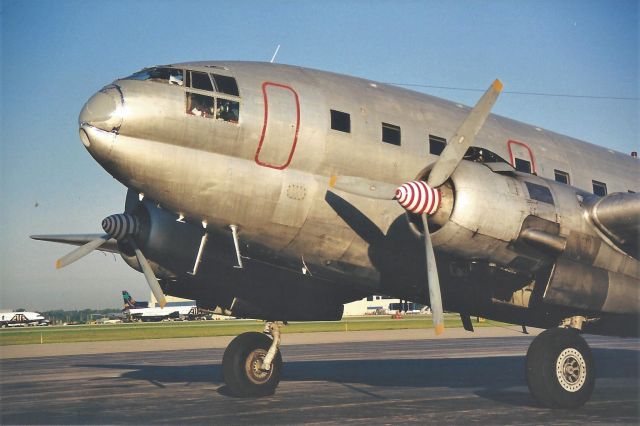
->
125, 67, 184, 86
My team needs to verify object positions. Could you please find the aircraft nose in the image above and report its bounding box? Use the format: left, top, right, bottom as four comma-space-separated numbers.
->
78, 86, 123, 133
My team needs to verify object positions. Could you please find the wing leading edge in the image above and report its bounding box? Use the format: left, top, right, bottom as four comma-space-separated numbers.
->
30, 234, 120, 253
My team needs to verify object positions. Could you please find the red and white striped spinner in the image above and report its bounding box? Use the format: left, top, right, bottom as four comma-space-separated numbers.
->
394, 181, 441, 215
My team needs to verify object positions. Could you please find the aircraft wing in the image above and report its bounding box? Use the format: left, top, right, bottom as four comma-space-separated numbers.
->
30, 234, 120, 253
589, 192, 640, 259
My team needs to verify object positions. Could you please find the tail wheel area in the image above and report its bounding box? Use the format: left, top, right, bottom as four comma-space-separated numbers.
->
525, 327, 595, 408
222, 331, 282, 397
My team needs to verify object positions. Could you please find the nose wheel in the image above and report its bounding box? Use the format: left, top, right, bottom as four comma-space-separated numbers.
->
222, 323, 283, 397
525, 327, 595, 408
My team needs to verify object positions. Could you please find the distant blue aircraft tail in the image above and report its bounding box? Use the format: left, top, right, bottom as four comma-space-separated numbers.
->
122, 290, 148, 309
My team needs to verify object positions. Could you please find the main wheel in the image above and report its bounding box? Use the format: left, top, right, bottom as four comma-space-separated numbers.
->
222, 331, 282, 397
525, 327, 595, 408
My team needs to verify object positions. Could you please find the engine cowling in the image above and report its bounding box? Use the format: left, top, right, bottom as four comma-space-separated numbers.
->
119, 198, 205, 279
423, 160, 639, 315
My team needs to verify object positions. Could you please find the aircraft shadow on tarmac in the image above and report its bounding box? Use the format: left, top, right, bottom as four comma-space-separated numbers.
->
79, 348, 638, 408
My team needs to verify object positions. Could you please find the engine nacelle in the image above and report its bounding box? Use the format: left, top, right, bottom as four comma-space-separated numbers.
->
428, 160, 562, 272
426, 160, 639, 315
120, 198, 205, 278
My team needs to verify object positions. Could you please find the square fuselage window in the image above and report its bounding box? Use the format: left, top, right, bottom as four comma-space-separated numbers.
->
382, 123, 401, 146
592, 180, 607, 196
554, 169, 570, 185
429, 135, 446, 155
330, 110, 350, 133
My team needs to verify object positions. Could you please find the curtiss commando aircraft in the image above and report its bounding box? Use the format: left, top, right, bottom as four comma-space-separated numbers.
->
32, 62, 639, 408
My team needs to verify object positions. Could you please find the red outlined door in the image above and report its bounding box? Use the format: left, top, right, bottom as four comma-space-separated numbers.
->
255, 82, 301, 170
507, 139, 537, 174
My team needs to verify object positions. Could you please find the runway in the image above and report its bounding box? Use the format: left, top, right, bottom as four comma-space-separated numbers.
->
1, 328, 638, 424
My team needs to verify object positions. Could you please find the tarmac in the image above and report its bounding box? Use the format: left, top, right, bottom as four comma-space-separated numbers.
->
1, 327, 638, 424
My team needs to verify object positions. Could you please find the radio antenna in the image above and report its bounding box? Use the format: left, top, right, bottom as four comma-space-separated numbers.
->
270, 44, 281, 63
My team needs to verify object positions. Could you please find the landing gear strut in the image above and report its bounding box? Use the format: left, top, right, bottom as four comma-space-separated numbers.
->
525, 327, 595, 408
222, 322, 283, 397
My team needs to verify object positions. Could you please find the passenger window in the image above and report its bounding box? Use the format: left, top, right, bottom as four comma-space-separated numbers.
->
216, 98, 240, 123
592, 180, 607, 196
429, 135, 446, 155
330, 110, 350, 133
186, 93, 215, 118
212, 74, 239, 96
382, 123, 401, 146
514, 158, 532, 173
554, 169, 570, 185
126, 67, 184, 86
189, 71, 214, 91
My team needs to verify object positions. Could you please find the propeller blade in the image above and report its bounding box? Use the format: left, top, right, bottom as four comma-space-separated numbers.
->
55, 234, 111, 269
428, 79, 503, 188
129, 239, 167, 308
329, 175, 398, 200
422, 215, 444, 335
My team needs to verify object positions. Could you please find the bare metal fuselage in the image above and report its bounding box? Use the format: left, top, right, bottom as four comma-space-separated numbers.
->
79, 61, 639, 331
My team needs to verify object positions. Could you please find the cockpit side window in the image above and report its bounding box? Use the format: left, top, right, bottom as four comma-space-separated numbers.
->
186, 93, 215, 118
211, 74, 239, 96
189, 71, 214, 91
216, 98, 240, 123
126, 67, 184, 86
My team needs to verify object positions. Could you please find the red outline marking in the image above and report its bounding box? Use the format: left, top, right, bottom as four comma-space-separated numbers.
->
507, 139, 537, 174
255, 82, 301, 170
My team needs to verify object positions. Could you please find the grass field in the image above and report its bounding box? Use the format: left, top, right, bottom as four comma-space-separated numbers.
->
0, 315, 504, 346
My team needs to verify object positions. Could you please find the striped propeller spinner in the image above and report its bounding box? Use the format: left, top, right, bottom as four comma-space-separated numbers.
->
101, 214, 140, 240
395, 181, 441, 215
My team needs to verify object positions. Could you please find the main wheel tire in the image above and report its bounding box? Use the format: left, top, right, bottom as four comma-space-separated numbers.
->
222, 331, 282, 397
525, 327, 595, 408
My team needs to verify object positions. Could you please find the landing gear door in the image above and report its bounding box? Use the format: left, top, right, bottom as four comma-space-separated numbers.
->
255, 82, 300, 170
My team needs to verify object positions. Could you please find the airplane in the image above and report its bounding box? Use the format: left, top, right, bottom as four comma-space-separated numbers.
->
121, 290, 199, 322
0, 311, 50, 327
31, 61, 638, 408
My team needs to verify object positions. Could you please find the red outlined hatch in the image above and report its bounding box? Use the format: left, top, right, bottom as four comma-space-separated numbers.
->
507, 139, 537, 174
255, 82, 301, 170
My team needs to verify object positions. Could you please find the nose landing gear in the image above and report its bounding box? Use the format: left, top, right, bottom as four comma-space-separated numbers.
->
222, 322, 283, 397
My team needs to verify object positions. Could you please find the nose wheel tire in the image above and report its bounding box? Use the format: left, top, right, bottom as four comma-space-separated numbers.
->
222, 332, 282, 397
525, 327, 595, 408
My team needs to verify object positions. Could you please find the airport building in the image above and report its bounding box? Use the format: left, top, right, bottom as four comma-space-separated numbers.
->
343, 296, 427, 316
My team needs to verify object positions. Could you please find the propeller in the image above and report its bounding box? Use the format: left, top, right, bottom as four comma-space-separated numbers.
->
330, 79, 503, 335
55, 212, 167, 308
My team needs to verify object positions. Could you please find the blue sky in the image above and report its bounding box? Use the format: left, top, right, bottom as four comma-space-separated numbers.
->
1, 0, 638, 310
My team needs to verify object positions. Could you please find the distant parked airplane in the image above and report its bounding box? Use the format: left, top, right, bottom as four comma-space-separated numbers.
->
0, 311, 50, 327
122, 290, 199, 322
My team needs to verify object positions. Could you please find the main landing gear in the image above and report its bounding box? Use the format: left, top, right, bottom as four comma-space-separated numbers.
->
222, 322, 283, 397
221, 320, 596, 407
525, 326, 595, 408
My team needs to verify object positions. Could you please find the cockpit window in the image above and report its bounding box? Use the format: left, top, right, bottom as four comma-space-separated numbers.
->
126, 67, 184, 86
186, 93, 215, 118
211, 74, 239, 96
188, 71, 214, 91
216, 99, 240, 123
185, 94, 239, 123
